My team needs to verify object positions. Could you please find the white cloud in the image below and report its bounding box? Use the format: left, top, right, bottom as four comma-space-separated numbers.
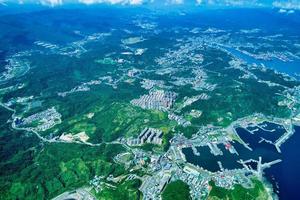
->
288, 9, 295, 14
273, 0, 300, 10
130, 0, 144, 4
9, 0, 147, 6
40, 0, 63, 6
195, 0, 263, 7
2, 0, 300, 9
279, 8, 286, 13
77, 0, 145, 5
0, 0, 8, 5
195, 0, 201, 4
168, 0, 184, 4
278, 8, 295, 14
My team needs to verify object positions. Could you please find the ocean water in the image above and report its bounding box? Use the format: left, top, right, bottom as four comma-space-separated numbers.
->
265, 126, 300, 200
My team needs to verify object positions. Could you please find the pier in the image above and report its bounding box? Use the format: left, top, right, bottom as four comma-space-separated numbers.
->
275, 128, 294, 153
208, 143, 223, 156
239, 157, 282, 179
192, 146, 200, 156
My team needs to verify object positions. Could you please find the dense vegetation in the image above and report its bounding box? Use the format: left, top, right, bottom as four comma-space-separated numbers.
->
96, 179, 142, 200
0, 126, 126, 200
208, 179, 270, 200
162, 180, 191, 200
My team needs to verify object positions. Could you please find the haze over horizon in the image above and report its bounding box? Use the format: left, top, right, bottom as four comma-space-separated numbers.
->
0, 0, 300, 11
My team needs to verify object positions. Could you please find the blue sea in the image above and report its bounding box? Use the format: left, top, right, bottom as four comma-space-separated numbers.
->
265, 126, 300, 199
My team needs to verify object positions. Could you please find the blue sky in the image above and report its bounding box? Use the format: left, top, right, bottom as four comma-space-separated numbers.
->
1, 0, 300, 10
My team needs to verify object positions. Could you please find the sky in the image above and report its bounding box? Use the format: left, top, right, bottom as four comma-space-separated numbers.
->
0, 0, 300, 10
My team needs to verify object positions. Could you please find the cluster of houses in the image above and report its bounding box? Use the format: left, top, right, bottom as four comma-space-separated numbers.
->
127, 128, 163, 146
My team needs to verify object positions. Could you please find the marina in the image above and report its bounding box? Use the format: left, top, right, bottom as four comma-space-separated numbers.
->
183, 125, 300, 199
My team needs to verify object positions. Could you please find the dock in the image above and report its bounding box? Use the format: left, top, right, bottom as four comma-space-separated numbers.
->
275, 128, 294, 153
192, 146, 200, 156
